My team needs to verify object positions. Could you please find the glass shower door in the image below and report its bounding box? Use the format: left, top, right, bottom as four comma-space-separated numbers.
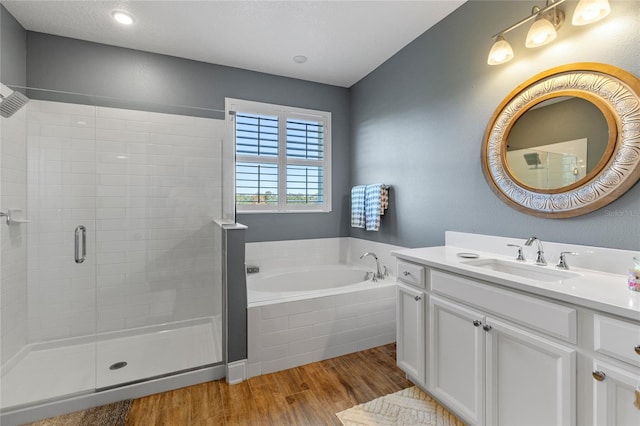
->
0, 94, 99, 409
2, 89, 224, 412
92, 104, 224, 389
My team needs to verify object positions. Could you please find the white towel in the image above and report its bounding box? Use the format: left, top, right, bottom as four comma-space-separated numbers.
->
351, 185, 366, 228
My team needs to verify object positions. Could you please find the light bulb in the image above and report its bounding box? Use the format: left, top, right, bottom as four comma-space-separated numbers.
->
112, 10, 135, 25
487, 36, 514, 65
572, 0, 611, 26
526, 17, 557, 48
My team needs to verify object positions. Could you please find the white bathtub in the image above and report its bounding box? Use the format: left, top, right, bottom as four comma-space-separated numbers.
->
247, 264, 386, 306
246, 263, 396, 378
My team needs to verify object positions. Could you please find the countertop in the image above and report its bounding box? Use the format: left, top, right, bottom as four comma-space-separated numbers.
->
392, 246, 640, 322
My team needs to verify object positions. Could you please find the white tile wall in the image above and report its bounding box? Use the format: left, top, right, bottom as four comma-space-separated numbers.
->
0, 94, 29, 364
245, 237, 405, 274
245, 237, 349, 271
25, 100, 226, 342
247, 284, 396, 377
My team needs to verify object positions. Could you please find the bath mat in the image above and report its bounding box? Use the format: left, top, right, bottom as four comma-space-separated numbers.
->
23, 399, 131, 426
336, 386, 464, 426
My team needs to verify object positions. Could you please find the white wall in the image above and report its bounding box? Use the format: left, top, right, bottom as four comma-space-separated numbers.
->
25, 100, 225, 342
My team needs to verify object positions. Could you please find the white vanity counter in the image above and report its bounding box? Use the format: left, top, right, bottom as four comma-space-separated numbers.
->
392, 232, 640, 426
392, 245, 639, 321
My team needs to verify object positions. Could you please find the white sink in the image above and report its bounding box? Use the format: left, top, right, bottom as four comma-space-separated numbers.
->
461, 258, 580, 282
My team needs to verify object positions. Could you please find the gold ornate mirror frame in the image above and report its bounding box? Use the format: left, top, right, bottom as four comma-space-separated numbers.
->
482, 63, 640, 218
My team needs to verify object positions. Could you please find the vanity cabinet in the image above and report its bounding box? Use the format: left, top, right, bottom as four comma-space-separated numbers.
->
429, 295, 485, 424
590, 315, 640, 425
429, 295, 576, 426
396, 261, 578, 426
396, 282, 426, 384
395, 260, 427, 385
393, 236, 640, 426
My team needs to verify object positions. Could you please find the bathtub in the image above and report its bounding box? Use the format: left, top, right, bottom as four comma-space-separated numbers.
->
247, 264, 387, 305
246, 264, 396, 378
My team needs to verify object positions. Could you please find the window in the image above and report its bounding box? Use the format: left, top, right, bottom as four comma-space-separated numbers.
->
227, 98, 331, 213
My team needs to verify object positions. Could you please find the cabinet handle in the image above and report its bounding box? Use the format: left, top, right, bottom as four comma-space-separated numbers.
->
472, 320, 482, 327
483, 324, 492, 332
414, 295, 421, 301
403, 271, 410, 276
634, 345, 640, 356
592, 370, 606, 381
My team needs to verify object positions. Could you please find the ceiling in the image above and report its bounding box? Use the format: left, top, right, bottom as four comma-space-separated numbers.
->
1, 0, 465, 88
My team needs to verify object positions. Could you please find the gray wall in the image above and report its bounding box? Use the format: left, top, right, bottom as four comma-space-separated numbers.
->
26, 32, 351, 243
223, 226, 247, 363
350, 0, 640, 251
0, 4, 26, 87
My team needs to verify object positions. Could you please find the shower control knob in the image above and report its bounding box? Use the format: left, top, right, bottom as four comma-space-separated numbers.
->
472, 320, 482, 327
592, 370, 606, 381
414, 295, 421, 301
634, 345, 640, 355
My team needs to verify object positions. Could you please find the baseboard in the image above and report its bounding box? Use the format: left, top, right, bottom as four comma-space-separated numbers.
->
226, 359, 247, 384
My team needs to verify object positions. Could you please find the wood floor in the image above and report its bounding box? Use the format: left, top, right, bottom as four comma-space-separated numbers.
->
125, 343, 413, 425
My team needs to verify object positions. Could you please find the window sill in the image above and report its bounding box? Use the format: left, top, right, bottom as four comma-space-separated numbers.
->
236, 209, 331, 214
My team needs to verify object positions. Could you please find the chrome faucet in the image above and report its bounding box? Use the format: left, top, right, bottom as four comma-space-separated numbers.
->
556, 251, 578, 270
524, 237, 547, 265
360, 252, 386, 280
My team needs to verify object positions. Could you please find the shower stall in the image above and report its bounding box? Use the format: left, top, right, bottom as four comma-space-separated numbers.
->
0, 85, 231, 420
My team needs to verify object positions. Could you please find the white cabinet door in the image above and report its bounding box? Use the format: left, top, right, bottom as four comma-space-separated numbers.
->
592, 359, 640, 426
396, 283, 426, 384
485, 317, 576, 426
429, 295, 485, 426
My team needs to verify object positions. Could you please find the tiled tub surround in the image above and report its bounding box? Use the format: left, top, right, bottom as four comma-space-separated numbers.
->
1, 99, 226, 412
246, 238, 403, 378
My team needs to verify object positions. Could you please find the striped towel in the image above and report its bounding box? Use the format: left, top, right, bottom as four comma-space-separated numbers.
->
365, 184, 389, 231
351, 185, 366, 228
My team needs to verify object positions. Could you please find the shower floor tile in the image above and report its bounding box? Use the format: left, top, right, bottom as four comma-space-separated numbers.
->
1, 318, 221, 410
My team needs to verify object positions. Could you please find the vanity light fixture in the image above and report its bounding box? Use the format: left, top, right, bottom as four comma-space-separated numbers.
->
525, 5, 564, 48
487, 0, 611, 65
487, 36, 514, 65
111, 10, 135, 25
572, 0, 611, 25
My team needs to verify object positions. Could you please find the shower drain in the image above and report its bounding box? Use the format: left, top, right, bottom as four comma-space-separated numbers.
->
109, 361, 128, 370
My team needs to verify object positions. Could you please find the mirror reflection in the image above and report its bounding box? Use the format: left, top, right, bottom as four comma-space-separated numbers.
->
505, 96, 610, 190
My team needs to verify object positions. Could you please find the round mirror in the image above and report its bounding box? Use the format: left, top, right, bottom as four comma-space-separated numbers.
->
482, 63, 640, 218
505, 94, 616, 191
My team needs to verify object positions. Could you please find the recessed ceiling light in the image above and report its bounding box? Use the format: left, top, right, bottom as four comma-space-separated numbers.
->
293, 55, 308, 64
112, 10, 135, 25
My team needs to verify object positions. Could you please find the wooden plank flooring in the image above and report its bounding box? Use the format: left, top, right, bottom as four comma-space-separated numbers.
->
126, 343, 413, 425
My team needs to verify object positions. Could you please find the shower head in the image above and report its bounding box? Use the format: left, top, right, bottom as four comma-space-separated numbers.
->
0, 90, 29, 118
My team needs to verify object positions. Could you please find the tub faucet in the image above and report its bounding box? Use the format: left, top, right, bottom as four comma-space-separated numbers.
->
360, 252, 385, 280
524, 236, 547, 265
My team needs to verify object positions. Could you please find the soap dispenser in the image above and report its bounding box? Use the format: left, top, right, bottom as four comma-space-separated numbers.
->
628, 256, 640, 292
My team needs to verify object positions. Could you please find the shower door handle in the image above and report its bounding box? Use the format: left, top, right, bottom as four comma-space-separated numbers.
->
75, 225, 86, 264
